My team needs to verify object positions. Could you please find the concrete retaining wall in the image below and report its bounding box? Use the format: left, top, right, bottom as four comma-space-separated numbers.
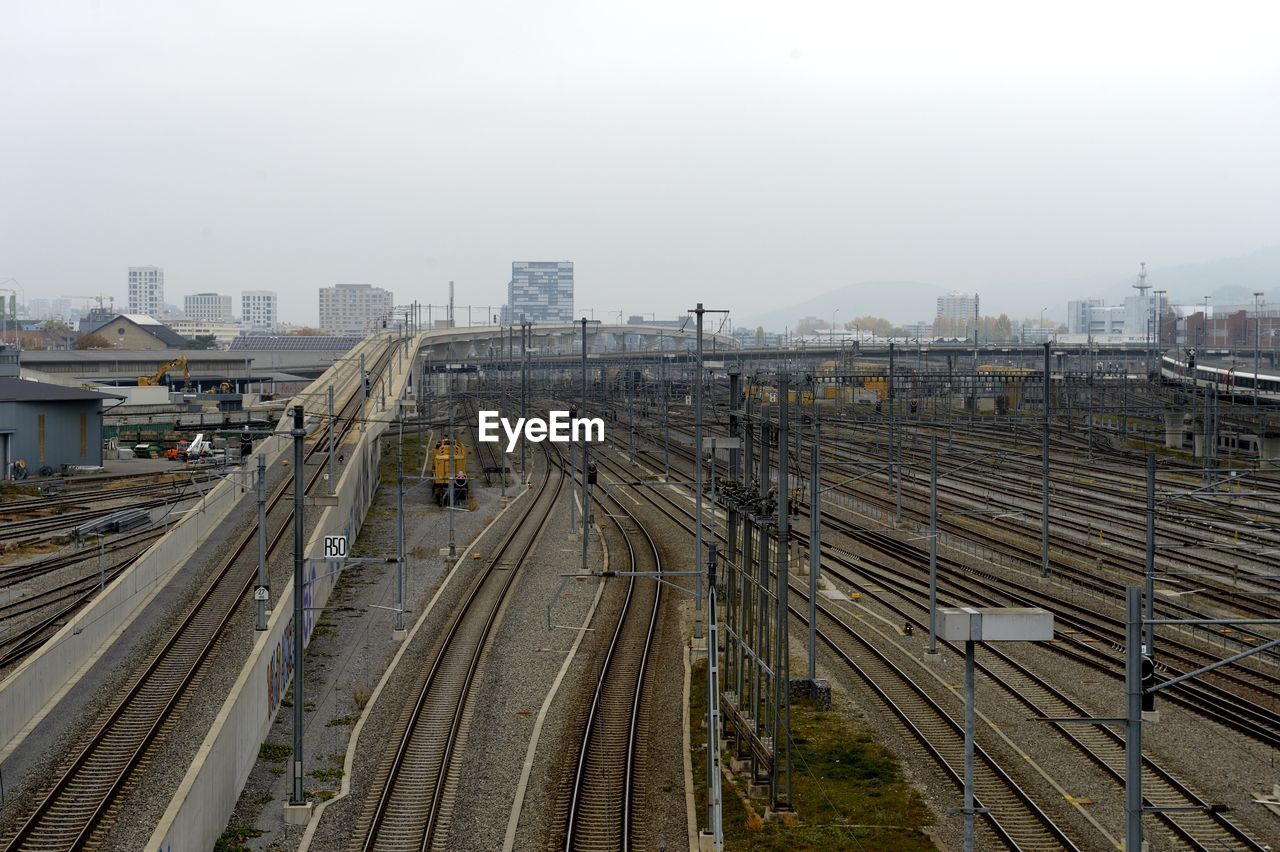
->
0, 414, 290, 764
148, 333, 417, 851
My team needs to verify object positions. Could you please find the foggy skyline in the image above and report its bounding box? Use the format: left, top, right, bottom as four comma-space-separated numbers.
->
3, 1, 1278, 326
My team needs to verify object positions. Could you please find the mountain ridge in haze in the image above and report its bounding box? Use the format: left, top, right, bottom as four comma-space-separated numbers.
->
747, 246, 1280, 331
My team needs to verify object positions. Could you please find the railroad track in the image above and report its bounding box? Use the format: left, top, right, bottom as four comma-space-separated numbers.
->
356, 442, 565, 852
593, 433, 1268, 849
1, 341, 394, 851
562, 485, 661, 852
586, 448, 1079, 851
633, 419, 1280, 736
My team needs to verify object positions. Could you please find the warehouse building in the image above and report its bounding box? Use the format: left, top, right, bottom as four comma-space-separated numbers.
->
0, 379, 115, 478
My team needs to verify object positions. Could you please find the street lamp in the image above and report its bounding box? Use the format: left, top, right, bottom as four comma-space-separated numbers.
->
831, 308, 840, 348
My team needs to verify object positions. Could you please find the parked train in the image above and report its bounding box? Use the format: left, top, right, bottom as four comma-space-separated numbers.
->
431, 438, 469, 506
1161, 352, 1280, 402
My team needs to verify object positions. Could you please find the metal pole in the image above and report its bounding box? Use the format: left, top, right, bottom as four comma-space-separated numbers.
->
1126, 586, 1144, 852
963, 639, 976, 852
1042, 341, 1050, 578
694, 303, 705, 640
359, 353, 367, 433
889, 342, 899, 522
396, 416, 405, 631
1255, 292, 1264, 412
580, 317, 589, 533
521, 321, 528, 478
705, 545, 723, 849
1145, 453, 1155, 655
448, 369, 456, 557
808, 426, 819, 684
256, 453, 267, 631
290, 405, 306, 806
580, 444, 591, 571
327, 385, 335, 496
927, 436, 939, 655
773, 373, 791, 810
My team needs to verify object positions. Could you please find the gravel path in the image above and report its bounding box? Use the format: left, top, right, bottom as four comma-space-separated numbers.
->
448, 482, 603, 852
231, 450, 520, 851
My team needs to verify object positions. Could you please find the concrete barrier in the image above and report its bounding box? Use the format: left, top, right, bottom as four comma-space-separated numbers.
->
148, 332, 418, 851
0, 413, 291, 765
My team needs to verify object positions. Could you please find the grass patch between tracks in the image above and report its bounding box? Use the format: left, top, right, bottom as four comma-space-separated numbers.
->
690, 658, 933, 851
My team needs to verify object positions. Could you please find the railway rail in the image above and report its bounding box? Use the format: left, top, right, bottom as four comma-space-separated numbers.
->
1, 340, 396, 851
356, 442, 564, 852
562, 482, 662, 852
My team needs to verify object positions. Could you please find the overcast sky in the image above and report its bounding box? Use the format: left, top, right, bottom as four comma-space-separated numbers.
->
3, 1, 1278, 325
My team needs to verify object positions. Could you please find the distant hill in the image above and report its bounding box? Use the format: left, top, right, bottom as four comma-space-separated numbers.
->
746, 246, 1280, 331
741, 280, 948, 332
1107, 246, 1280, 308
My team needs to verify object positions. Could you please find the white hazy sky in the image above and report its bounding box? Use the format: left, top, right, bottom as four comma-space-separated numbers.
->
3, 0, 1278, 325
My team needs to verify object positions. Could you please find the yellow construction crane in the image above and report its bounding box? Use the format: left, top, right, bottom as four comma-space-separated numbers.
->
139, 355, 189, 386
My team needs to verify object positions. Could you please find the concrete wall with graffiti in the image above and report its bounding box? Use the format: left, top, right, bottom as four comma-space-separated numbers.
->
148, 333, 415, 851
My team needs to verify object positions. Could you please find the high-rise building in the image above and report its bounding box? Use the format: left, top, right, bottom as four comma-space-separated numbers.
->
242, 290, 278, 329
184, 292, 233, 323
318, 284, 394, 334
502, 261, 574, 324
128, 266, 164, 316
934, 291, 979, 336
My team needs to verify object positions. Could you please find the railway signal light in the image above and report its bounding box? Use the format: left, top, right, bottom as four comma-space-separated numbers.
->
1141, 654, 1157, 713
587, 461, 597, 484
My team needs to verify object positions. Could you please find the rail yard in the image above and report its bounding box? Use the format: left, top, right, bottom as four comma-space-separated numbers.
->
1, 329, 1279, 852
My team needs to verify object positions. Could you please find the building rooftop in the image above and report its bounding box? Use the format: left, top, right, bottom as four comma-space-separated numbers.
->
0, 378, 121, 403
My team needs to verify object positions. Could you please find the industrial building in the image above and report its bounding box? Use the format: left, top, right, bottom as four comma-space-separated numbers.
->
0, 378, 113, 477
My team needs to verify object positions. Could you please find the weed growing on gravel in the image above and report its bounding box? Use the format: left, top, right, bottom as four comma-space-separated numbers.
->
327, 713, 360, 727
308, 767, 345, 781
214, 826, 263, 851
259, 742, 290, 762
690, 659, 933, 851
352, 684, 372, 709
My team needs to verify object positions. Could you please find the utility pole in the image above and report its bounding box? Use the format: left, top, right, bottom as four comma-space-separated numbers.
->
927, 436, 939, 654
395, 416, 406, 633
327, 385, 335, 496
1125, 587, 1144, 852
521, 319, 529, 478
1042, 341, 1050, 578
1255, 292, 1265, 412
359, 353, 367, 433
289, 405, 306, 807
689, 302, 729, 639
255, 453, 268, 631
889, 342, 900, 522
807, 425, 820, 684
579, 317, 590, 534
1144, 453, 1155, 655
772, 373, 792, 811
448, 366, 457, 558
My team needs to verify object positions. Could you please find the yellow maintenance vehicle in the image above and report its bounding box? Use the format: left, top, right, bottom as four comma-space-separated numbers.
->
431, 438, 469, 506
138, 355, 189, 387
